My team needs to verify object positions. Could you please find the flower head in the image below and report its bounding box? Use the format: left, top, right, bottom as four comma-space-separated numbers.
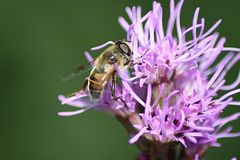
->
59, 0, 240, 159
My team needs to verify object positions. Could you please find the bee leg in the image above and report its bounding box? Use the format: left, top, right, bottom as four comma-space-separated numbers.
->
111, 73, 116, 97
111, 73, 127, 107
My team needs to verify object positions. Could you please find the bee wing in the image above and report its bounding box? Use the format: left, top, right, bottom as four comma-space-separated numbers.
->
62, 61, 94, 81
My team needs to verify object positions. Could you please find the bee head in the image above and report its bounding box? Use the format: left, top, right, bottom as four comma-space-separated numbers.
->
115, 40, 132, 57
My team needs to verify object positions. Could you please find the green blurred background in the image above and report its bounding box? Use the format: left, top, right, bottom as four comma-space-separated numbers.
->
0, 0, 239, 159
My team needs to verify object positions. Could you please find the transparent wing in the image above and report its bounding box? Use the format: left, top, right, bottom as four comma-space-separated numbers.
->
62, 61, 94, 81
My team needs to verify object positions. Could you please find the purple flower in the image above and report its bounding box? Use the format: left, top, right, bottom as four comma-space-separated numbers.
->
59, 0, 240, 159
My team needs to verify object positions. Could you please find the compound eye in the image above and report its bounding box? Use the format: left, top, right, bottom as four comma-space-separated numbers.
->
118, 42, 132, 56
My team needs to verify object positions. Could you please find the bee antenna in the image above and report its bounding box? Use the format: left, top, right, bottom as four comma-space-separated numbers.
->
91, 41, 115, 51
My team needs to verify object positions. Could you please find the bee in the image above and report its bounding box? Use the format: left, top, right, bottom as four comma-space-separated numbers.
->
64, 40, 132, 102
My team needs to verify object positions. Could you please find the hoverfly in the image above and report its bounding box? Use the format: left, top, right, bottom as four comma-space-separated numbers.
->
63, 40, 133, 102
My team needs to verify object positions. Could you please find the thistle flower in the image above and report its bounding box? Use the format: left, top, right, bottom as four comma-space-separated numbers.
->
59, 1, 240, 159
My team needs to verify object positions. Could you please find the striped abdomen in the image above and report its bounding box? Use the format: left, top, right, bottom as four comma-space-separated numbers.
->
87, 67, 112, 101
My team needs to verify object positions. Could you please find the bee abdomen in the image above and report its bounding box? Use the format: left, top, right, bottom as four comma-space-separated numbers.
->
87, 66, 110, 101
89, 90, 102, 101
88, 78, 104, 101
